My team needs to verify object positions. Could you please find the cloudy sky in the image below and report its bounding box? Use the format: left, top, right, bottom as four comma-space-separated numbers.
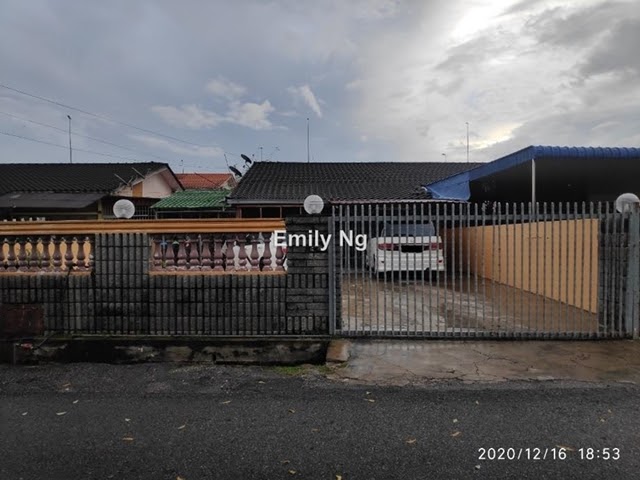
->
1, 0, 639, 172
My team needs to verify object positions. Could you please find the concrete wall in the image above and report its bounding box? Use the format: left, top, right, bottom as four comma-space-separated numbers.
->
450, 219, 599, 313
0, 216, 332, 337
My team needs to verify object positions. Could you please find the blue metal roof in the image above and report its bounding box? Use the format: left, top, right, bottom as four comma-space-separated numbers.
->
424, 145, 640, 200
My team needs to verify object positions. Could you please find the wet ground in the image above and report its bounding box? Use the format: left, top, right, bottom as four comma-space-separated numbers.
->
2, 362, 640, 479
341, 273, 600, 336
328, 339, 640, 386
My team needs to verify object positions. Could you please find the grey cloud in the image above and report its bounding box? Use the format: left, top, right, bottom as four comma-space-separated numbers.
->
523, 2, 636, 50
435, 33, 511, 75
579, 18, 640, 79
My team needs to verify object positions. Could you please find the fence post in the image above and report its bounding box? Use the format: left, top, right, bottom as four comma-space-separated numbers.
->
328, 206, 336, 335
625, 207, 640, 338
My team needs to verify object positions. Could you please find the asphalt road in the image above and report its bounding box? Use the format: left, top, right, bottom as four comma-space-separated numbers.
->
1, 363, 639, 480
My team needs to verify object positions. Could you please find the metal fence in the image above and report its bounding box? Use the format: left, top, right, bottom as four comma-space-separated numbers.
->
330, 202, 639, 339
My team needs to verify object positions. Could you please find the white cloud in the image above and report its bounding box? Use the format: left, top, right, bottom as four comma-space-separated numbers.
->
226, 100, 275, 130
288, 84, 323, 118
152, 98, 277, 131
130, 134, 224, 158
151, 104, 222, 129
205, 76, 247, 100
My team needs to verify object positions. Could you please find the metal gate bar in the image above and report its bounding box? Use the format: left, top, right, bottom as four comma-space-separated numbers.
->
331, 201, 639, 339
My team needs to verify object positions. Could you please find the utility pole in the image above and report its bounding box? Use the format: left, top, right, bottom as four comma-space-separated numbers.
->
259, 146, 263, 162
441, 153, 447, 162
307, 117, 310, 163
67, 115, 73, 164
465, 121, 469, 163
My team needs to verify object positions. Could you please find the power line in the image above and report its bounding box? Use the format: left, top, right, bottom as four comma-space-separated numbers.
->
0, 82, 224, 150
0, 109, 175, 163
0, 130, 162, 163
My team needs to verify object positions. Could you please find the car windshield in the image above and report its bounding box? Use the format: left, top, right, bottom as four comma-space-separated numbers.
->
382, 223, 436, 236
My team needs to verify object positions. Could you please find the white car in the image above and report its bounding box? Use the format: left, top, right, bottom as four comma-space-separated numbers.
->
366, 222, 445, 274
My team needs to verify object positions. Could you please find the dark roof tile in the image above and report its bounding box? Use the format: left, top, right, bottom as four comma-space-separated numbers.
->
228, 161, 483, 203
0, 162, 170, 195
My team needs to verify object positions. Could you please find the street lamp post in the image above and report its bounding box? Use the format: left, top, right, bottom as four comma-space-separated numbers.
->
67, 115, 73, 164
465, 122, 469, 163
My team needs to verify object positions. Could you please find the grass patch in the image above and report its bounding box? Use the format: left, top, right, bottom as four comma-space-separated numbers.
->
271, 364, 335, 376
272, 365, 307, 376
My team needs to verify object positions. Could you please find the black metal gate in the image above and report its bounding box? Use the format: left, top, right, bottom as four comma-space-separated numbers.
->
329, 202, 639, 339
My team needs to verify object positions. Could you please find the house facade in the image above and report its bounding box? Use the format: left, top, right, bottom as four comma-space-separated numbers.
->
0, 162, 182, 220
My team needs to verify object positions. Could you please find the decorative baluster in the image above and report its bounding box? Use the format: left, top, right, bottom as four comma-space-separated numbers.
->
225, 237, 236, 271
52, 237, 62, 271
165, 239, 176, 270
86, 237, 94, 270
275, 242, 285, 271
41, 237, 51, 271
176, 238, 187, 269
212, 237, 224, 271
76, 236, 87, 271
6, 238, 17, 272
262, 232, 273, 271
64, 237, 75, 270
152, 237, 163, 269
0, 238, 6, 271
185, 235, 198, 270
236, 235, 248, 271
17, 237, 28, 272
200, 236, 212, 270
28, 237, 40, 271
249, 235, 260, 271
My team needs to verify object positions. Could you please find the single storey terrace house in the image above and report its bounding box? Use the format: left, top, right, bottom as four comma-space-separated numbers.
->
0, 162, 182, 220
226, 161, 482, 218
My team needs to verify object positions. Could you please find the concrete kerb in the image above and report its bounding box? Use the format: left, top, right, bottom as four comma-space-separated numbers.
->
1, 335, 330, 366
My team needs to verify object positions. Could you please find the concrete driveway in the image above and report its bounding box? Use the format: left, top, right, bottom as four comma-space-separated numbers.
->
341, 273, 599, 336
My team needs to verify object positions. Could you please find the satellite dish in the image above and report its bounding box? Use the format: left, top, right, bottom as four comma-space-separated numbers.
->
241, 154, 252, 165
303, 194, 324, 215
113, 199, 136, 219
615, 193, 640, 213
229, 166, 243, 178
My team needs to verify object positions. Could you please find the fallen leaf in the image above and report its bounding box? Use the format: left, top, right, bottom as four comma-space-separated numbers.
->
288, 409, 296, 414
178, 424, 186, 430
61, 383, 71, 388
607, 409, 612, 414
366, 391, 371, 395
56, 411, 67, 416
336, 476, 343, 480
451, 431, 461, 437
22, 412, 28, 416
600, 418, 606, 423
258, 381, 266, 384
311, 428, 319, 433
475, 465, 481, 470
281, 460, 290, 465
556, 445, 575, 451
125, 418, 130, 422
221, 400, 231, 405
406, 438, 417, 444
365, 399, 375, 403
475, 401, 480, 405
122, 437, 134, 442
452, 419, 459, 423
73, 400, 79, 404
288, 470, 297, 475
177, 476, 185, 480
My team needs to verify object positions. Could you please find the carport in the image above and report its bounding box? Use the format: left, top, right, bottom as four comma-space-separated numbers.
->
424, 145, 640, 204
